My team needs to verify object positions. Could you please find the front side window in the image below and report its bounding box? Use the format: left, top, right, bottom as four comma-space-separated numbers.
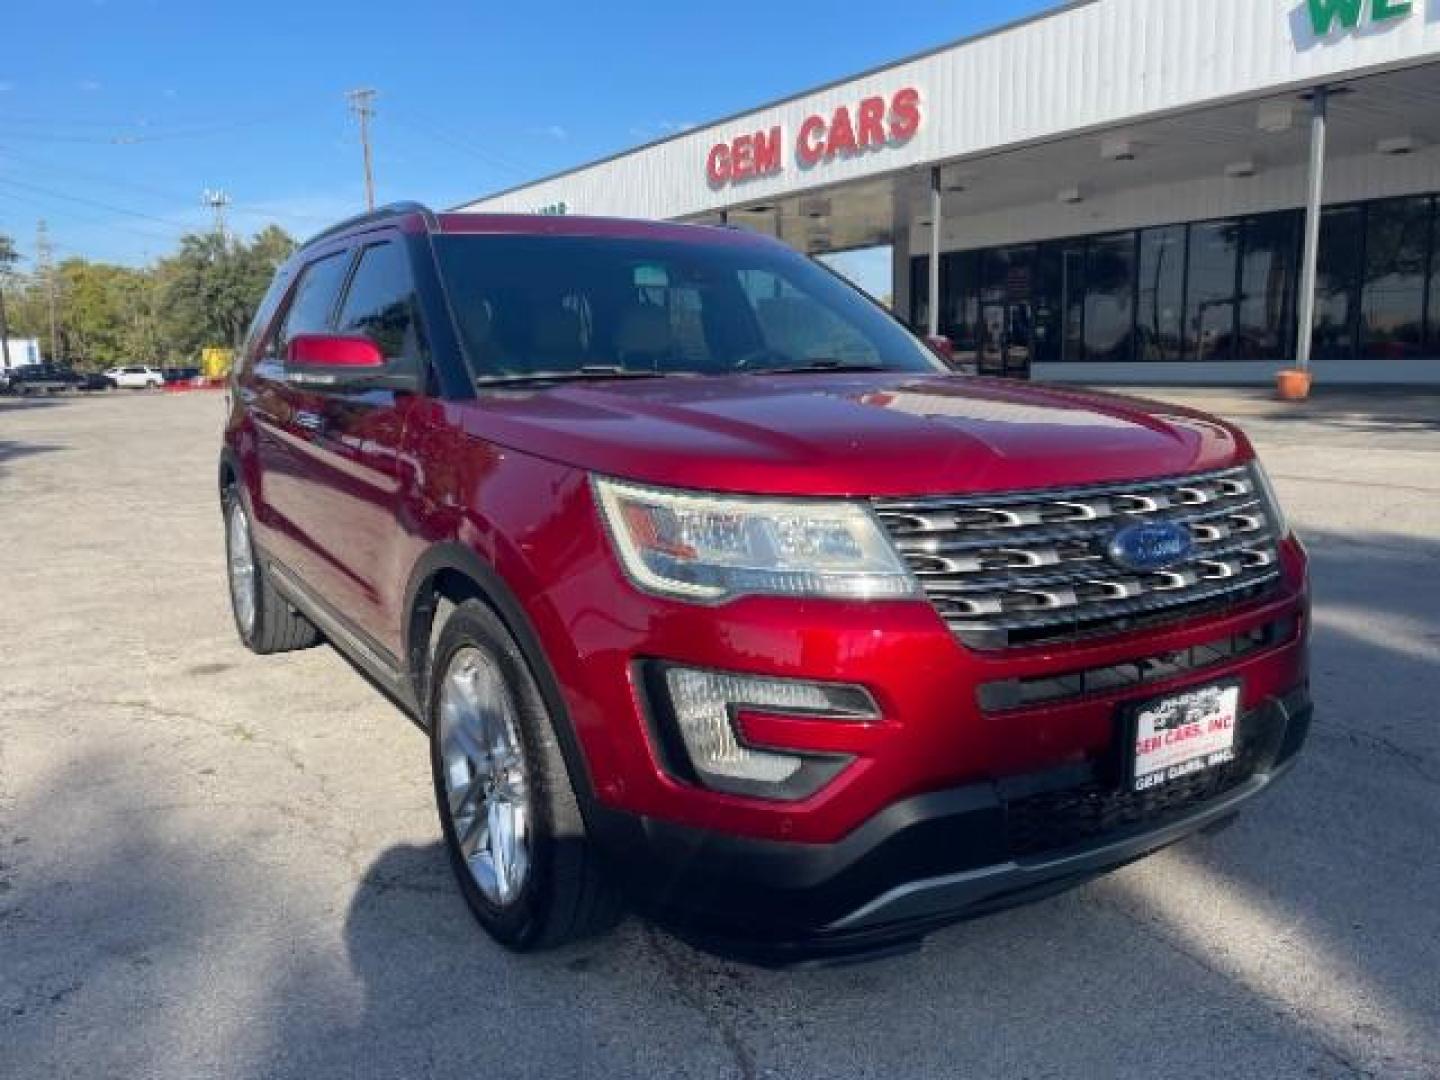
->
435, 235, 939, 382
278, 251, 351, 356
335, 242, 427, 363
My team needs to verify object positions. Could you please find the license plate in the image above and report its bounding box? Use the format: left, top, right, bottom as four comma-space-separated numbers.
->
1128, 682, 1240, 793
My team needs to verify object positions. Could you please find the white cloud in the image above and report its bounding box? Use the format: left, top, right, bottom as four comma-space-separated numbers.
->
78, 79, 102, 92
529, 124, 568, 141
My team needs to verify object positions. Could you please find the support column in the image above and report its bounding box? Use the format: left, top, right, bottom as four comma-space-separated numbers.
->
1294, 87, 1328, 374
928, 166, 943, 338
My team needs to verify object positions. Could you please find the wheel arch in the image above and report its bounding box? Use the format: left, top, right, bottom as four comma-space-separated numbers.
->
402, 544, 600, 807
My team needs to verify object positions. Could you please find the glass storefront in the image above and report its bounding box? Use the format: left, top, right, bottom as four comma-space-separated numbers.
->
913, 192, 1440, 364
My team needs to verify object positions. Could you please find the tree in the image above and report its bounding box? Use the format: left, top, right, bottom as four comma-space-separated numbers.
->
0, 233, 19, 370
0, 225, 296, 369
158, 227, 295, 356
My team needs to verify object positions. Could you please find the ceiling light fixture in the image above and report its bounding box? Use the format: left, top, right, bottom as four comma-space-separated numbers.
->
1101, 137, 1135, 162
1377, 135, 1417, 156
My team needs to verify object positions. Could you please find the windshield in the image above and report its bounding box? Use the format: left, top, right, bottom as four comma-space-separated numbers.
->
433, 234, 943, 382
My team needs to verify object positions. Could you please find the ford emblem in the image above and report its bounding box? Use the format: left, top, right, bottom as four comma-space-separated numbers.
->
1106, 521, 1194, 573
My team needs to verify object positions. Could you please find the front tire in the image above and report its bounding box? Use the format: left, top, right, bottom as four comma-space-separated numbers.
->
223, 486, 319, 655
429, 600, 622, 951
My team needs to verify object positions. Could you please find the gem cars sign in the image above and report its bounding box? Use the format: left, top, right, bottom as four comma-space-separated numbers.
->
705, 87, 922, 189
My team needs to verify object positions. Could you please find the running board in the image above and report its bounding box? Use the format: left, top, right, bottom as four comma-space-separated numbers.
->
265, 559, 418, 716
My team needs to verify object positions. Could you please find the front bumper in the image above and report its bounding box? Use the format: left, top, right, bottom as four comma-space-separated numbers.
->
591, 687, 1311, 963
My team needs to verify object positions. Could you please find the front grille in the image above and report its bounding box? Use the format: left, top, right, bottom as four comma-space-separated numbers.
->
977, 618, 1294, 712
874, 466, 1282, 649
1003, 696, 1289, 858
1005, 759, 1251, 858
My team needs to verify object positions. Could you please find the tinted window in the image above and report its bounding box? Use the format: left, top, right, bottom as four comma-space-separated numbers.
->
279, 251, 351, 353
1312, 207, 1363, 361
437, 235, 939, 380
1430, 199, 1440, 352
1361, 197, 1429, 359
1084, 232, 1135, 363
1136, 227, 1186, 362
1238, 212, 1300, 362
942, 250, 981, 366
1185, 221, 1240, 362
336, 242, 427, 363
242, 268, 295, 370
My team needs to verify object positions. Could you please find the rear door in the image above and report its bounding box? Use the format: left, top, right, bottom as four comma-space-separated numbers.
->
281, 234, 429, 651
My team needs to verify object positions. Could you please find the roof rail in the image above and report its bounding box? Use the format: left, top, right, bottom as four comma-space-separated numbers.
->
301, 201, 438, 248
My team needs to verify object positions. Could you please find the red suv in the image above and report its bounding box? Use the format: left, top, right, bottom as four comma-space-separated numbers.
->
221, 204, 1310, 961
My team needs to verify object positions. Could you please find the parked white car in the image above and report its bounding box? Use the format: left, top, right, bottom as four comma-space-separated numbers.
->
105, 365, 165, 390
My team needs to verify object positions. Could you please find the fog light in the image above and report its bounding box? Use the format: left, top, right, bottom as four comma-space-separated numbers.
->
657, 667, 877, 801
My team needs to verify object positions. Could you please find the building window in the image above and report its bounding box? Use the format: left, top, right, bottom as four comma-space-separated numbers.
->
1184, 221, 1241, 362
1136, 226, 1186, 362
941, 251, 981, 368
1312, 206, 1364, 361
1361, 197, 1430, 359
910, 257, 932, 332
1237, 212, 1301, 362
1084, 232, 1135, 363
1430, 198, 1440, 353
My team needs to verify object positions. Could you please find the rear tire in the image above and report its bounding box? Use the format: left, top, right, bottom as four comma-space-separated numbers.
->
223, 486, 320, 655
429, 599, 623, 951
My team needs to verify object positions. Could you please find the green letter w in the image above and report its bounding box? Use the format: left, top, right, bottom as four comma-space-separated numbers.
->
1307, 0, 1364, 34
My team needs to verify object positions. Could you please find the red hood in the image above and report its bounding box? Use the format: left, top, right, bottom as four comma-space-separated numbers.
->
448, 373, 1251, 497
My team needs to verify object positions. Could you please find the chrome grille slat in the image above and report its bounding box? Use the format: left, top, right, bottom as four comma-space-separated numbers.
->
884, 498, 1268, 555
875, 466, 1281, 649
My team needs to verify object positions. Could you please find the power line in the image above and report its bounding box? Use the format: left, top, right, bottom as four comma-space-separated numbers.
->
346, 89, 378, 212
0, 187, 184, 245
0, 174, 190, 229
388, 110, 538, 180
0, 144, 334, 226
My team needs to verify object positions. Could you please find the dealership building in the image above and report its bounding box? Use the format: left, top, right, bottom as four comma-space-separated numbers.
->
462, 0, 1440, 384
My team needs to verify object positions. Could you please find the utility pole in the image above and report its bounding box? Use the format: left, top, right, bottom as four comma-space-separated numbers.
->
36, 220, 59, 365
203, 189, 231, 240
347, 88, 378, 211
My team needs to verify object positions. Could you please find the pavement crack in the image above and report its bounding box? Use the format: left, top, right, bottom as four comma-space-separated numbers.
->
641, 924, 759, 1080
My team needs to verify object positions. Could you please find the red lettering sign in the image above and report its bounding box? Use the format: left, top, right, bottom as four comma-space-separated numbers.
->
704, 89, 921, 186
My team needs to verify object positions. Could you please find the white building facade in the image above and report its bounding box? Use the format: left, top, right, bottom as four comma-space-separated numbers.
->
461, 0, 1440, 384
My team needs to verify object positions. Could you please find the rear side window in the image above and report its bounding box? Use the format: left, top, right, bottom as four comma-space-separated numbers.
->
335, 242, 427, 363
277, 251, 351, 357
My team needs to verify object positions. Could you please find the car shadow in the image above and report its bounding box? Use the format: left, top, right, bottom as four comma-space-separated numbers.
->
300, 524, 1439, 1077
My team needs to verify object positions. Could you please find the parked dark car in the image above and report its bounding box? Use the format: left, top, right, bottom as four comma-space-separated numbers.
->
5, 364, 84, 395
221, 203, 1310, 963
163, 366, 202, 385
76, 371, 117, 391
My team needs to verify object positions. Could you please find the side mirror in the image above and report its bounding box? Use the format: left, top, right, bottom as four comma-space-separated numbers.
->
284, 334, 417, 391
288, 333, 385, 370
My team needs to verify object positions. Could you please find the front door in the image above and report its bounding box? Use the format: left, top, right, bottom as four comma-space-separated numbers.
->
283, 236, 428, 653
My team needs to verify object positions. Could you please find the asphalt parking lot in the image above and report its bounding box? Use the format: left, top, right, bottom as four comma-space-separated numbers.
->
2, 388, 1438, 1080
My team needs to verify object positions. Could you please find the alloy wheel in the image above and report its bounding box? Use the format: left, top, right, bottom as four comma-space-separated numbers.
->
438, 646, 532, 906
227, 503, 257, 637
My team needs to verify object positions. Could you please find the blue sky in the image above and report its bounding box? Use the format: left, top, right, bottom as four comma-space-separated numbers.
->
0, 0, 1052, 280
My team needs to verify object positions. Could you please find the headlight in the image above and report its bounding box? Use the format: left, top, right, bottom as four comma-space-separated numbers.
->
1250, 460, 1290, 539
593, 477, 918, 603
